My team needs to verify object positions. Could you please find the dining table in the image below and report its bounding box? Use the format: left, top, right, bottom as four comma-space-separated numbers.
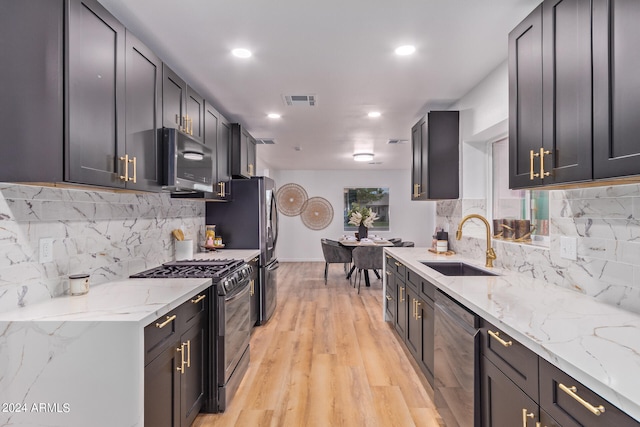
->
338, 236, 395, 287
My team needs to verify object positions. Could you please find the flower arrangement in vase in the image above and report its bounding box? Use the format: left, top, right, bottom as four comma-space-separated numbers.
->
348, 205, 379, 240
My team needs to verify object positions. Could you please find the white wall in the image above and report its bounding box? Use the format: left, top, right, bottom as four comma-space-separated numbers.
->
449, 61, 509, 200
271, 169, 435, 262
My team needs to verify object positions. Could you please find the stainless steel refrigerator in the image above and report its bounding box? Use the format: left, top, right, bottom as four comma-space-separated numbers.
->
205, 176, 279, 325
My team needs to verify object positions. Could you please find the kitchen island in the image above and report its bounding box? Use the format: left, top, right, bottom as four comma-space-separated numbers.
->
0, 249, 258, 427
385, 246, 640, 423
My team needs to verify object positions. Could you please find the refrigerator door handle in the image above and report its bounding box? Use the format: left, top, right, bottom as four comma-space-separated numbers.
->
267, 260, 280, 271
271, 190, 279, 248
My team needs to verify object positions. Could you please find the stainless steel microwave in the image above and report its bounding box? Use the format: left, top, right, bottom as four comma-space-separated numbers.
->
162, 128, 213, 193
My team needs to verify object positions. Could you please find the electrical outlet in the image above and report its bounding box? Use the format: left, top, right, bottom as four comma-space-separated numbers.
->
560, 236, 577, 261
39, 238, 54, 263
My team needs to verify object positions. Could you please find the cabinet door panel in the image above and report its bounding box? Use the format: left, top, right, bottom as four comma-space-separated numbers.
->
593, 0, 640, 178
482, 357, 539, 427
509, 4, 543, 189
67, 0, 125, 188
542, 0, 592, 184
405, 289, 422, 360
218, 117, 232, 197
163, 65, 186, 131
125, 31, 162, 192
411, 118, 426, 200
420, 299, 435, 384
145, 344, 180, 427
427, 111, 459, 199
180, 322, 205, 427
395, 278, 407, 337
186, 86, 204, 143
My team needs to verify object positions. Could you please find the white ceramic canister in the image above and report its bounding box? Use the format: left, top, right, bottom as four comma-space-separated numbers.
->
69, 273, 90, 296
436, 240, 448, 253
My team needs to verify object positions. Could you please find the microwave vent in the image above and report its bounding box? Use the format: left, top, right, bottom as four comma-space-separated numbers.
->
255, 138, 276, 145
283, 94, 316, 107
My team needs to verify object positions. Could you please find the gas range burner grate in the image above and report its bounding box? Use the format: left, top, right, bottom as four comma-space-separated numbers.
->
130, 259, 245, 280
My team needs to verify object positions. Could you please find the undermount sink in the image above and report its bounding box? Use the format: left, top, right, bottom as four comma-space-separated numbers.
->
421, 261, 499, 277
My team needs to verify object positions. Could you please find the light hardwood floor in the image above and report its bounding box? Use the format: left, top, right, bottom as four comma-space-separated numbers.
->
193, 262, 444, 427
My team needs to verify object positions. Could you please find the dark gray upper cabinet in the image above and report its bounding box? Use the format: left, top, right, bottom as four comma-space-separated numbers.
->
67, 0, 126, 188
508, 4, 544, 189
0, 0, 161, 191
203, 102, 231, 200
162, 65, 204, 144
511, 0, 640, 189
124, 31, 163, 192
230, 124, 257, 179
593, 0, 640, 179
411, 111, 459, 200
510, 0, 592, 189
0, 0, 65, 183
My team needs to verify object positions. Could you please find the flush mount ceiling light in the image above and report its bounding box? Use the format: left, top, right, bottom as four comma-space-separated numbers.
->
353, 153, 374, 162
267, 113, 281, 119
395, 45, 416, 56
368, 111, 381, 118
231, 48, 252, 58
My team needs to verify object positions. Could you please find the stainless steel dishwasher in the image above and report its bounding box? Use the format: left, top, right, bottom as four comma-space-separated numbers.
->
434, 289, 481, 427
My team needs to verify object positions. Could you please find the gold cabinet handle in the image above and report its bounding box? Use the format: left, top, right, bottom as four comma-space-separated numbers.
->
522, 409, 535, 427
386, 255, 391, 259
129, 156, 137, 183
191, 294, 206, 304
488, 330, 513, 347
248, 163, 254, 176
185, 339, 191, 368
176, 343, 186, 374
385, 271, 392, 276
394, 262, 402, 267
250, 279, 255, 296
119, 154, 129, 182
529, 150, 540, 180
155, 314, 177, 329
217, 182, 224, 197
540, 147, 551, 178
189, 117, 194, 136
559, 383, 605, 416
400, 286, 405, 302
385, 294, 392, 301
416, 300, 421, 319
413, 183, 420, 198
182, 115, 187, 132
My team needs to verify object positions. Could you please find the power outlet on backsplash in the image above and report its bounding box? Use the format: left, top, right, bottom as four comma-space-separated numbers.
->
560, 236, 577, 261
39, 238, 54, 263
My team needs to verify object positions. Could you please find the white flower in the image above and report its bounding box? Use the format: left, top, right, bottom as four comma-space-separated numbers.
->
363, 211, 379, 228
348, 211, 363, 226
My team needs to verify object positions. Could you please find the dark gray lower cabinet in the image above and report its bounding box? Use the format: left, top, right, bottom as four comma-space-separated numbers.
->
394, 274, 407, 337
144, 292, 208, 427
482, 357, 540, 427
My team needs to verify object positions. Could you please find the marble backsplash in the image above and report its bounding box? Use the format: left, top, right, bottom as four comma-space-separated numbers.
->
0, 184, 205, 314
436, 183, 640, 314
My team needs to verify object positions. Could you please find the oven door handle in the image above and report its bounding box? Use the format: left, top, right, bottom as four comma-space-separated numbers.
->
225, 281, 251, 303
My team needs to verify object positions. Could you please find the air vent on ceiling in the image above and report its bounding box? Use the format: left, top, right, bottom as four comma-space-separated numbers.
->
255, 138, 276, 145
387, 139, 409, 144
283, 94, 316, 107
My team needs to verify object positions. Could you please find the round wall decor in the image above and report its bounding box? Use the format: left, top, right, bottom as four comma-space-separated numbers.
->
300, 197, 333, 230
276, 183, 308, 216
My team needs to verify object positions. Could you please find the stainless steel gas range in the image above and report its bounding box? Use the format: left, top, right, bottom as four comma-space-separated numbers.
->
131, 259, 252, 413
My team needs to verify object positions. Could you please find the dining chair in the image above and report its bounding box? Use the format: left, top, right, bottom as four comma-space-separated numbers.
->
351, 246, 384, 293
320, 238, 352, 285
389, 238, 402, 246
401, 241, 415, 247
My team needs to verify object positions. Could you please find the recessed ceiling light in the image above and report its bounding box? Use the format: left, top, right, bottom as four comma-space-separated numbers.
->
353, 153, 374, 162
395, 45, 416, 56
368, 111, 381, 118
231, 48, 252, 58
267, 113, 281, 119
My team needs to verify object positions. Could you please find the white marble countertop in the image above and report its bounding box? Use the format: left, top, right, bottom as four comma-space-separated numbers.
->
0, 277, 212, 326
385, 247, 640, 422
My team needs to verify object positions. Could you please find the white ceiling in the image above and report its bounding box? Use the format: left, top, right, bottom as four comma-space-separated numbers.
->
99, 0, 540, 171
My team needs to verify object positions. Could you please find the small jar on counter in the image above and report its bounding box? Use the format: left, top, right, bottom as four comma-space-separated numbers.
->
69, 273, 90, 296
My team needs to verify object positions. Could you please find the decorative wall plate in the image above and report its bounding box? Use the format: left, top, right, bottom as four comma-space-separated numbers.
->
276, 183, 308, 216
300, 197, 333, 230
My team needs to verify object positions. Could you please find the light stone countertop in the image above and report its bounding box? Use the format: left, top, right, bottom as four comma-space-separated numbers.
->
385, 247, 640, 422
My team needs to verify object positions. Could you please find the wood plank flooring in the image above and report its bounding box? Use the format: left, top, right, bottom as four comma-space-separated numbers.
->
193, 262, 444, 427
